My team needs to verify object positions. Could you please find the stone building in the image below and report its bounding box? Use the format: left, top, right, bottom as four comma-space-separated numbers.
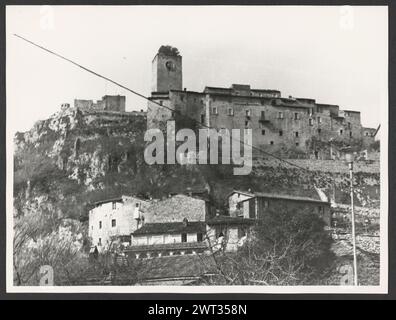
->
95, 193, 251, 258
74, 95, 126, 112
227, 190, 332, 227
147, 46, 377, 157
88, 195, 149, 252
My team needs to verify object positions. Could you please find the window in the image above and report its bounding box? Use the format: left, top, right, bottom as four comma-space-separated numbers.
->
294, 113, 299, 120
318, 128, 322, 135
348, 122, 351, 129
98, 238, 102, 246
246, 110, 251, 117
278, 112, 284, 119
261, 129, 266, 135
181, 233, 187, 242
317, 116, 322, 124
295, 132, 299, 137
111, 219, 116, 227
261, 111, 265, 119
309, 118, 313, 126
159, 100, 163, 106
365, 132, 369, 136
279, 130, 283, 136
197, 233, 203, 242
296, 142, 299, 146
180, 95, 184, 101
350, 132, 352, 137
318, 206, 323, 214
245, 121, 249, 127
340, 129, 343, 135
99, 221, 102, 229
112, 202, 117, 210
201, 114, 205, 124
270, 141, 274, 145
212, 107, 218, 115
228, 108, 234, 116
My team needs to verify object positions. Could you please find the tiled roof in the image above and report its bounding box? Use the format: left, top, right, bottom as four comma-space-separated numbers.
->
241, 192, 330, 204
132, 221, 206, 236
90, 197, 123, 206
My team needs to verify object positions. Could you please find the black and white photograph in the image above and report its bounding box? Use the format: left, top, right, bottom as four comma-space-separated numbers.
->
5, 5, 388, 294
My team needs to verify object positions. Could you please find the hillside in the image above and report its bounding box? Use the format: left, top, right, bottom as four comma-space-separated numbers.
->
13, 106, 380, 222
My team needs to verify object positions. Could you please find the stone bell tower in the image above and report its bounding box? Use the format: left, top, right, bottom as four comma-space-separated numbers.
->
151, 45, 182, 93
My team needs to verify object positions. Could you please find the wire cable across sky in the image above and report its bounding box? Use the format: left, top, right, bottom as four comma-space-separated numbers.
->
14, 33, 313, 173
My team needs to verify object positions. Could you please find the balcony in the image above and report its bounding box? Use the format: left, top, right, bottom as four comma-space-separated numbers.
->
124, 241, 208, 253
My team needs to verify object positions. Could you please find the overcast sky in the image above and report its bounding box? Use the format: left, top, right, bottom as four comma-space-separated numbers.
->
7, 5, 387, 133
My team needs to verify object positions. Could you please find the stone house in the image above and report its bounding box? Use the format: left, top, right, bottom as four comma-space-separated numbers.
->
227, 190, 332, 227
147, 46, 377, 157
88, 195, 149, 252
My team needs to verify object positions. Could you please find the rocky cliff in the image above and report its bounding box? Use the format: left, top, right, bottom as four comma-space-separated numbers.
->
13, 107, 380, 226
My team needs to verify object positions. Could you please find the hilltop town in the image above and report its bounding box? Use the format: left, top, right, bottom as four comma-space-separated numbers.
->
13, 46, 380, 286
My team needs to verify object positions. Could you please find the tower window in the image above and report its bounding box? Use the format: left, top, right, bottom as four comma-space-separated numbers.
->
340, 129, 343, 135
201, 114, 205, 124
112, 202, 117, 210
245, 121, 249, 127
246, 110, 251, 117
348, 122, 351, 129
228, 108, 234, 116
98, 238, 102, 246
309, 119, 313, 126
261, 129, 266, 135
318, 128, 322, 135
111, 219, 116, 227
294, 113, 299, 120
296, 142, 299, 146
99, 221, 102, 229
270, 141, 274, 145
261, 111, 265, 119
350, 132, 352, 137
212, 107, 218, 115
317, 116, 321, 124
181, 233, 187, 243
295, 132, 299, 137
279, 130, 283, 136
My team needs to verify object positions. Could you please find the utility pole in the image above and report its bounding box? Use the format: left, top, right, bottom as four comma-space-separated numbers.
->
348, 158, 358, 286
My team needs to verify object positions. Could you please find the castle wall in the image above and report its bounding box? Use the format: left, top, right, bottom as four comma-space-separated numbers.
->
74, 95, 125, 112
103, 95, 126, 112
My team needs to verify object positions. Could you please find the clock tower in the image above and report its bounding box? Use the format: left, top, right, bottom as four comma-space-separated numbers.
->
151, 46, 182, 93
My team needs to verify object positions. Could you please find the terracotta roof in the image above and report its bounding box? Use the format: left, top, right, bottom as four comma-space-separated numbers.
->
132, 221, 206, 236
226, 190, 255, 198
90, 197, 123, 206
